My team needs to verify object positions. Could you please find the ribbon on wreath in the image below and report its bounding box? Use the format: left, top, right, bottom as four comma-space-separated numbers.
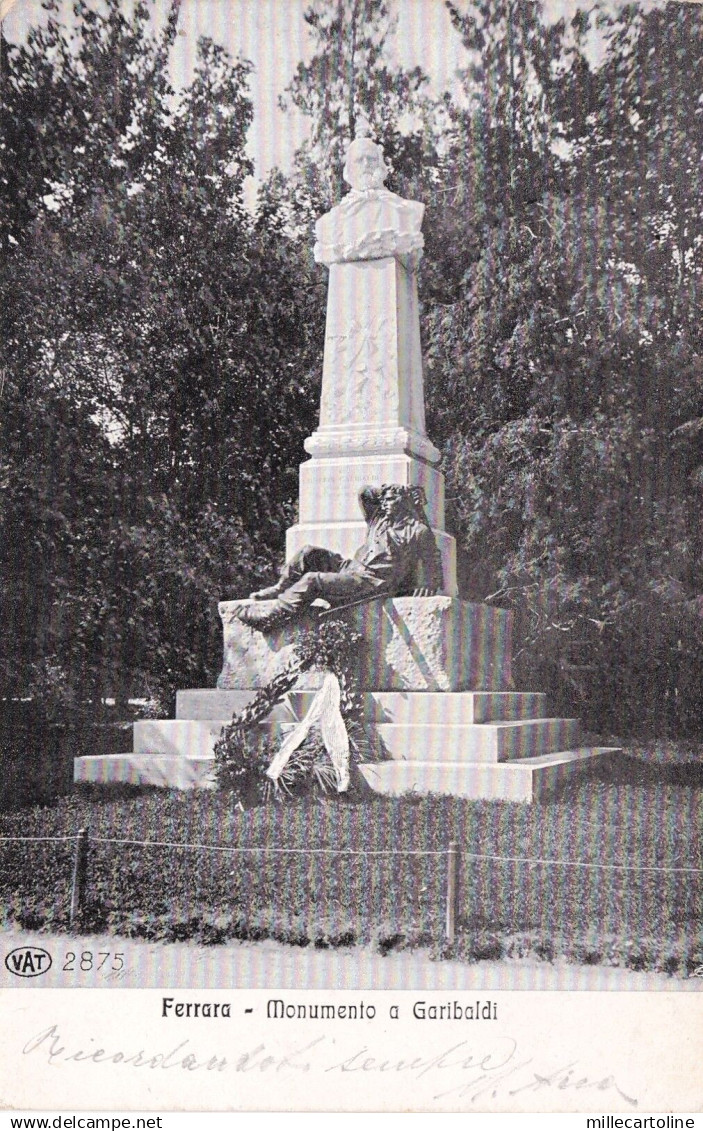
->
266, 671, 350, 793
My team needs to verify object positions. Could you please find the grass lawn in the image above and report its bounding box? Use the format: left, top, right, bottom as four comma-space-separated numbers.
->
1, 747, 701, 975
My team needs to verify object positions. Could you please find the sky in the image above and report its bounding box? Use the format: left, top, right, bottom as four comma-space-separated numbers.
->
0, 0, 688, 179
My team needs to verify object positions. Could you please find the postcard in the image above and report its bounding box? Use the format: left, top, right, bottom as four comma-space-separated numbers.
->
1, 0, 701, 1115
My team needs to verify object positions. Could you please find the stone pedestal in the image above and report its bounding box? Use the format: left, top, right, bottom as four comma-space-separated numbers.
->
218, 597, 512, 692
286, 254, 458, 595
315, 258, 429, 439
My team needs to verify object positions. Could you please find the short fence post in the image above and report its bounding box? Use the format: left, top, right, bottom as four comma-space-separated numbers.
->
70, 828, 89, 927
445, 840, 459, 948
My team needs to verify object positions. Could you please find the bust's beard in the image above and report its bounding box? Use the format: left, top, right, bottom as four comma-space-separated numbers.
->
350, 169, 386, 192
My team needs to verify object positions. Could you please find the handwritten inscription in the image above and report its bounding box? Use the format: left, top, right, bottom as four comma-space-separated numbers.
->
22, 1024, 638, 1107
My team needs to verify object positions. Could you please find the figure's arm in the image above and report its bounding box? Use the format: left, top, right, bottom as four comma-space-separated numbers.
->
358, 486, 383, 524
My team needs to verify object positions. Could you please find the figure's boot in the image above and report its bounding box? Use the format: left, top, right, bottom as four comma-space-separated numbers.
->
249, 583, 284, 601
236, 599, 292, 632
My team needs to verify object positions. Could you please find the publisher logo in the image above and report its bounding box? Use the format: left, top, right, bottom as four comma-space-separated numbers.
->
4, 946, 52, 978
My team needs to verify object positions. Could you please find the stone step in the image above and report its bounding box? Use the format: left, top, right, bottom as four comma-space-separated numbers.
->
286, 693, 552, 728
175, 689, 295, 723
74, 744, 618, 798
74, 752, 216, 789
175, 688, 548, 724
374, 718, 581, 764
332, 691, 547, 725
357, 748, 619, 803
176, 689, 255, 720
133, 714, 579, 763
133, 718, 286, 757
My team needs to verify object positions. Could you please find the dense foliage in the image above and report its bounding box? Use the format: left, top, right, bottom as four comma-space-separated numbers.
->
1, 0, 323, 718
2, 0, 703, 738
424, 0, 703, 735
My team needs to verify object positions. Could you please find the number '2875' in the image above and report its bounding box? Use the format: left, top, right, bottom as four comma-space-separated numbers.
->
63, 951, 124, 972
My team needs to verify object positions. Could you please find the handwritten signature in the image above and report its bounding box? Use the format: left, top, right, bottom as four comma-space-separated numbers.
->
22, 1025, 638, 1107
325, 1040, 638, 1105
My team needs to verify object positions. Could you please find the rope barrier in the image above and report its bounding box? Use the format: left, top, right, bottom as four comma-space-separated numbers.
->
2, 832, 700, 873
0, 835, 75, 843
460, 851, 703, 875
3, 829, 699, 944
88, 835, 447, 857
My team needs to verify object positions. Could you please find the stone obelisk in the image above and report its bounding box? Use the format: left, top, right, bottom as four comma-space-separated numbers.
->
285, 121, 457, 596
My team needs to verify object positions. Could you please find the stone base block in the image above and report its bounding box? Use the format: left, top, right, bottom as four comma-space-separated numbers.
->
286, 522, 458, 597
217, 597, 512, 692
357, 748, 619, 803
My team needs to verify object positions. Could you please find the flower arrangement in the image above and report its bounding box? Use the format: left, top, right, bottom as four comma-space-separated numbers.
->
213, 616, 371, 804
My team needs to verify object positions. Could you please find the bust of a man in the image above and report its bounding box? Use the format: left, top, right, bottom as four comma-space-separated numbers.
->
314, 118, 424, 270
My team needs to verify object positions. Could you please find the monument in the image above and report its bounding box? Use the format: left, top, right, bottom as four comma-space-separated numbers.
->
74, 122, 617, 801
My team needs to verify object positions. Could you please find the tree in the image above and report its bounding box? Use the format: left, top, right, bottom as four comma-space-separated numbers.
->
424, 0, 703, 735
1, 0, 324, 710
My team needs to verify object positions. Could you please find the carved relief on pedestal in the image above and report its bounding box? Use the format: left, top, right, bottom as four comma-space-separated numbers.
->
323, 314, 394, 379
320, 310, 398, 426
